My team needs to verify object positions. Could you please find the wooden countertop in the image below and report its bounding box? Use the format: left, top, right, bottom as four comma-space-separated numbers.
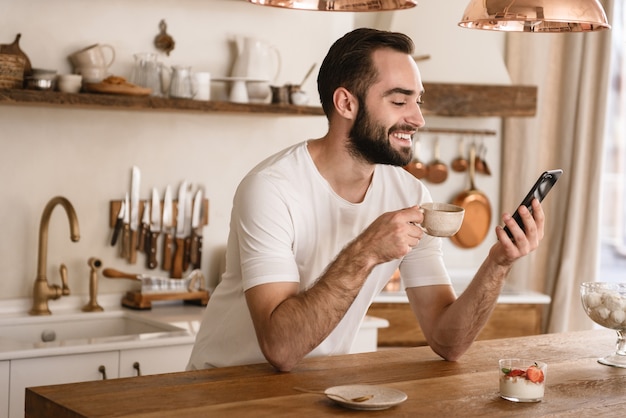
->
26, 329, 625, 417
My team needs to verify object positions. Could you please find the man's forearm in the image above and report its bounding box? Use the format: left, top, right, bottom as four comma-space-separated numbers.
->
254, 238, 376, 371
428, 255, 511, 361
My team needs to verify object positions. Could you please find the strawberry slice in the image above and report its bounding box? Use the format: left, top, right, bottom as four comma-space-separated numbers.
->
526, 365, 544, 383
505, 368, 526, 377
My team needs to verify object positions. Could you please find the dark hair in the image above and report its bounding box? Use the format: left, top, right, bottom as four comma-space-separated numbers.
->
317, 28, 415, 118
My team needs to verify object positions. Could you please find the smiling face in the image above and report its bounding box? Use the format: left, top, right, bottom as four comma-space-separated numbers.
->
347, 48, 425, 167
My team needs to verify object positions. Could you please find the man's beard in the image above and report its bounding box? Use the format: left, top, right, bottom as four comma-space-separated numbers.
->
347, 103, 413, 166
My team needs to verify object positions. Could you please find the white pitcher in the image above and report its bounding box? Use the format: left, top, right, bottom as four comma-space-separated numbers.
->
230, 36, 281, 103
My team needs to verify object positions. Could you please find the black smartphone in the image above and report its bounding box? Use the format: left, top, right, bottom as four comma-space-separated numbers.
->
504, 169, 563, 239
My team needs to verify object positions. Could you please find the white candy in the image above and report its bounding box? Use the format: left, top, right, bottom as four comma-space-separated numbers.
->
601, 292, 624, 311
597, 307, 611, 320
610, 309, 626, 325
583, 293, 602, 308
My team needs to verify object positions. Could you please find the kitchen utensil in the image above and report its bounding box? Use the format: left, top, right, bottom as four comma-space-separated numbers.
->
182, 184, 194, 272
168, 65, 195, 99
102, 267, 205, 294
154, 19, 175, 56
190, 188, 204, 269
129, 166, 141, 264
138, 200, 150, 252
0, 33, 32, 76
405, 135, 428, 179
121, 192, 131, 258
451, 137, 468, 172
419, 202, 465, 237
147, 187, 161, 269
230, 36, 280, 103
293, 387, 373, 403
426, 136, 448, 184
475, 141, 492, 175
162, 186, 174, 272
290, 89, 309, 105
130, 52, 165, 96
74, 66, 109, 84
68, 43, 115, 71
56, 74, 82, 93
24, 75, 55, 90
271, 85, 289, 104
193, 72, 211, 101
83, 80, 151, 96
297, 63, 316, 88
172, 181, 188, 278
450, 144, 492, 248
110, 199, 125, 246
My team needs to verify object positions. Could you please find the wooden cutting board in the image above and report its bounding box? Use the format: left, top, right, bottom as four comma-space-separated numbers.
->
84, 81, 152, 96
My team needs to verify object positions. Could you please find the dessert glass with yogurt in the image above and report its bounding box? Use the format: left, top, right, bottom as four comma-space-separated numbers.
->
580, 282, 626, 368
499, 359, 546, 402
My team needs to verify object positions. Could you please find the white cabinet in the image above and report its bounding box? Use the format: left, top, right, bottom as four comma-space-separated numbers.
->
119, 345, 193, 377
9, 351, 118, 418
7, 344, 193, 418
1, 361, 9, 418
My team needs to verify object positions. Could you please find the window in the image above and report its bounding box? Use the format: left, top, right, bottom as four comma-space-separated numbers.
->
599, 1, 626, 283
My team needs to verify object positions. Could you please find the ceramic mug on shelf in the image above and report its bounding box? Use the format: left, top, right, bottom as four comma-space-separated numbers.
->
74, 66, 108, 83
68, 43, 115, 70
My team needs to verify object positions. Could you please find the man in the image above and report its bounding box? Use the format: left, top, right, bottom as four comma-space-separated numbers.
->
187, 28, 544, 372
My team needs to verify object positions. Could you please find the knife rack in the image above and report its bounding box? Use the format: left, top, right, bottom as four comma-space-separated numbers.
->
109, 199, 209, 228
122, 289, 210, 310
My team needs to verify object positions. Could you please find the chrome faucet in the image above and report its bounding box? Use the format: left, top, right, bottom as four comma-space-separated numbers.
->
29, 196, 80, 315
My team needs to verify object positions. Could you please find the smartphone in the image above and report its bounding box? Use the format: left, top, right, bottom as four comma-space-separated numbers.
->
504, 169, 563, 239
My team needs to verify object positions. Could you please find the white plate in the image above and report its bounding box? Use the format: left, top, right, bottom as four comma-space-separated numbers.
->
212, 76, 269, 83
324, 384, 407, 411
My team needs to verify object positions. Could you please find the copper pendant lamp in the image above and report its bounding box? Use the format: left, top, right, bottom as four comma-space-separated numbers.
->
247, 0, 418, 12
458, 0, 610, 32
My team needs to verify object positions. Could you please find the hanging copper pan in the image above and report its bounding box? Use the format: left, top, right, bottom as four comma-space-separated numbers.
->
450, 143, 491, 248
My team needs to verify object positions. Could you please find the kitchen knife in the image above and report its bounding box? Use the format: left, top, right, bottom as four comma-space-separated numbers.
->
129, 165, 141, 264
120, 192, 131, 259
147, 187, 161, 269
182, 184, 193, 272
161, 185, 174, 272
190, 188, 204, 269
137, 200, 150, 252
110, 199, 125, 246
171, 180, 188, 278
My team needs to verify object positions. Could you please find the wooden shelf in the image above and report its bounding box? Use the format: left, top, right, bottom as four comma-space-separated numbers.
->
0, 82, 537, 117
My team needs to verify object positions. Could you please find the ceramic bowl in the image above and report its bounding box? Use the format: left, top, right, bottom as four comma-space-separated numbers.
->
57, 74, 83, 93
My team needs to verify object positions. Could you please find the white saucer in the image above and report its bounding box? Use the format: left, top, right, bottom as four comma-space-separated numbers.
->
212, 76, 269, 83
324, 384, 407, 411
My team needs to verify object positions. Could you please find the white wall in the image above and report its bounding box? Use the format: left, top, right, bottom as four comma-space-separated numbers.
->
0, 0, 510, 302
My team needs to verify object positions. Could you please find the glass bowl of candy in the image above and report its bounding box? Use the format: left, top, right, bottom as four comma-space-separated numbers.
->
580, 282, 626, 368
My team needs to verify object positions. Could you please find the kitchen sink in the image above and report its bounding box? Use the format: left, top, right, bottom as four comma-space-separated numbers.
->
0, 310, 189, 346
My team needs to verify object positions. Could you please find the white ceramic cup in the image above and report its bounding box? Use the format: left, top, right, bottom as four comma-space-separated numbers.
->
68, 44, 115, 69
419, 202, 465, 237
56, 74, 82, 93
74, 66, 108, 83
193, 72, 211, 101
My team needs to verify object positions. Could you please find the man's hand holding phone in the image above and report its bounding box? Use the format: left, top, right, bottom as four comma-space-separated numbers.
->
503, 169, 562, 240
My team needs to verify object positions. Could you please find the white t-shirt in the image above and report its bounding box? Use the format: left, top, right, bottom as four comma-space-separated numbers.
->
187, 141, 450, 369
